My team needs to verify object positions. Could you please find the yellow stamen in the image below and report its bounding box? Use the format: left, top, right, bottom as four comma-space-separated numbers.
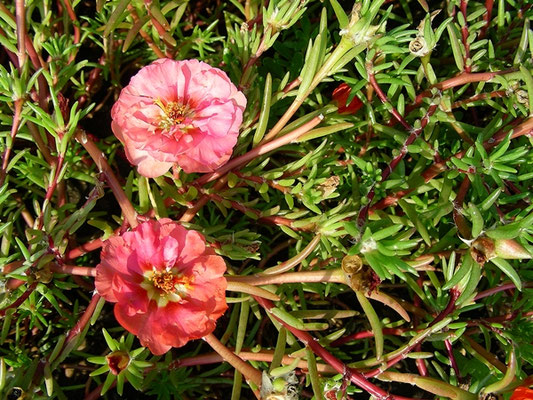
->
154, 98, 187, 129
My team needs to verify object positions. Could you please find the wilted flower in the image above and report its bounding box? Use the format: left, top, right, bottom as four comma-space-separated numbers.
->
332, 83, 363, 114
111, 59, 247, 177
106, 351, 130, 375
95, 219, 228, 355
260, 371, 299, 400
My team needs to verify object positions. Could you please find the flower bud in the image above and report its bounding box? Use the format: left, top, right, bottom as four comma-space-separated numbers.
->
471, 237, 531, 264
494, 239, 532, 260
106, 351, 130, 375
470, 237, 496, 265
339, 1, 385, 47
332, 83, 363, 114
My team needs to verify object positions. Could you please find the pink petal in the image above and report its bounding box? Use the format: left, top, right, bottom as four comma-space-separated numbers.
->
112, 122, 173, 178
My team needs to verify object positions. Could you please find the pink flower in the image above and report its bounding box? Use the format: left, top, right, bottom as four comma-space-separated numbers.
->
111, 59, 247, 177
95, 219, 228, 355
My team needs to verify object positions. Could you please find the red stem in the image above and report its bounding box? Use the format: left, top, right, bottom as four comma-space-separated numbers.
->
50, 264, 97, 277
207, 193, 309, 230
444, 339, 462, 380
0, 99, 23, 186
62, 0, 80, 48
64, 294, 101, 347
453, 176, 472, 238
128, 5, 166, 59
410, 70, 514, 110
66, 237, 105, 260
367, 67, 411, 131
330, 328, 410, 347
38, 155, 65, 229
372, 112, 533, 212
15, 0, 26, 67
474, 282, 533, 300
430, 288, 460, 327
254, 296, 417, 400
76, 130, 138, 228
479, 0, 494, 38
143, 0, 174, 58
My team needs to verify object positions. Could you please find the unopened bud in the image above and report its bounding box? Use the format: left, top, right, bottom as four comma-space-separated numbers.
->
471, 237, 531, 265
494, 239, 532, 260
471, 237, 496, 265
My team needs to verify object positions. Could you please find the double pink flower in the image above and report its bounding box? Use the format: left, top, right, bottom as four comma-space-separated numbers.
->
95, 220, 227, 355
111, 59, 247, 177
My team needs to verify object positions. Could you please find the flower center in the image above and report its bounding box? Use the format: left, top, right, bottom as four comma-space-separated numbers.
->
165, 102, 187, 124
142, 268, 194, 307
152, 271, 177, 294
154, 99, 189, 130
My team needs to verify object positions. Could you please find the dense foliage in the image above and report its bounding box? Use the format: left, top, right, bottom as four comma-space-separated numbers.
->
0, 0, 532, 399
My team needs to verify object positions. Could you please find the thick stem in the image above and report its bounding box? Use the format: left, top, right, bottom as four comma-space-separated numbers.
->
76, 130, 138, 228
227, 268, 346, 286
15, 0, 26, 67
49, 264, 97, 277
173, 349, 336, 374
66, 237, 105, 260
203, 333, 263, 388
226, 281, 279, 301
